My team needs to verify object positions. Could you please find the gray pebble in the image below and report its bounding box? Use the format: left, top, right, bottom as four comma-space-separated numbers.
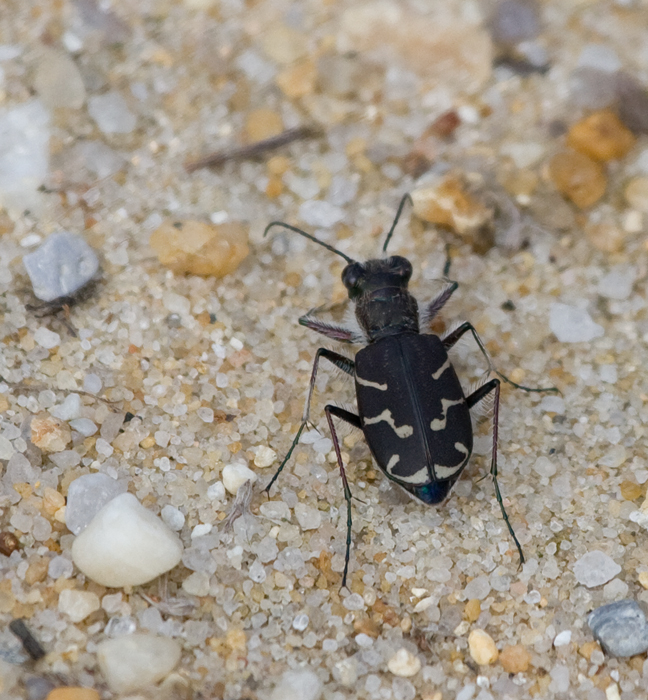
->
23, 231, 99, 302
489, 0, 540, 45
587, 600, 648, 657
616, 72, 648, 134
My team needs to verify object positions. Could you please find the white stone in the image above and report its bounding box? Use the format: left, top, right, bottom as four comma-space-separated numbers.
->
33, 327, 61, 349
387, 648, 422, 677
33, 48, 85, 109
71, 493, 183, 587
578, 44, 622, 73
294, 503, 322, 530
598, 268, 635, 301
97, 634, 181, 693
50, 393, 81, 420
83, 373, 102, 394
66, 473, 128, 535
549, 303, 604, 343
254, 445, 277, 468
539, 395, 565, 413
0, 436, 14, 460
88, 91, 137, 134
573, 550, 621, 588
222, 463, 257, 495
270, 669, 323, 700
554, 630, 572, 647
58, 589, 100, 622
69, 418, 98, 436
0, 100, 50, 217
182, 571, 210, 596
161, 504, 185, 531
23, 231, 99, 302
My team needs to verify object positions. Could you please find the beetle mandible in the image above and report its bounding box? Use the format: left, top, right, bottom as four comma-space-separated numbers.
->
264, 194, 557, 587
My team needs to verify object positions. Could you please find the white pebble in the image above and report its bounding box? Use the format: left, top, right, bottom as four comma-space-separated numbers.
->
23, 231, 99, 302
254, 445, 277, 468
207, 481, 226, 501
387, 648, 422, 677
88, 91, 137, 134
66, 473, 127, 535
270, 669, 323, 700
222, 463, 257, 495
197, 407, 214, 423
539, 395, 565, 413
33, 327, 60, 349
83, 373, 102, 394
50, 393, 81, 421
299, 200, 345, 228
97, 634, 181, 693
182, 571, 210, 596
554, 630, 572, 647
598, 268, 635, 301
549, 303, 604, 343
0, 436, 14, 460
71, 493, 183, 587
294, 503, 322, 530
161, 505, 185, 531
573, 550, 621, 588
191, 523, 212, 539
58, 589, 100, 622
69, 418, 98, 436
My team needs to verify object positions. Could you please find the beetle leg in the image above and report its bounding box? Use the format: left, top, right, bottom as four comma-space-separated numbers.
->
422, 280, 459, 323
325, 405, 362, 589
466, 378, 524, 566
442, 321, 558, 394
299, 313, 364, 344
265, 349, 355, 495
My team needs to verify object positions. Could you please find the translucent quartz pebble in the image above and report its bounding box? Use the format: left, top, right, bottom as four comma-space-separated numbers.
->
65, 473, 128, 535
270, 669, 323, 700
71, 493, 183, 587
588, 600, 648, 657
23, 231, 99, 302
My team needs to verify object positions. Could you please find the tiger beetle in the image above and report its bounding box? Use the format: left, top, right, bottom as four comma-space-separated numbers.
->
264, 194, 557, 588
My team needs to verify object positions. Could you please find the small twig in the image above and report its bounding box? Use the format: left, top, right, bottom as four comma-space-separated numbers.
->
184, 125, 322, 173
9, 619, 46, 661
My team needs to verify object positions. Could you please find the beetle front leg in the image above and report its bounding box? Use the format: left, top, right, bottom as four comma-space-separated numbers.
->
265, 349, 355, 495
466, 378, 524, 566
325, 405, 362, 589
443, 321, 558, 394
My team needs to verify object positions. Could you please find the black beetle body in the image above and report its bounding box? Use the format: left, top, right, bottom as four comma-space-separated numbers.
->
264, 195, 556, 587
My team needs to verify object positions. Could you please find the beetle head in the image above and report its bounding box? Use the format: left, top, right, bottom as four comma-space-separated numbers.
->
342, 255, 413, 300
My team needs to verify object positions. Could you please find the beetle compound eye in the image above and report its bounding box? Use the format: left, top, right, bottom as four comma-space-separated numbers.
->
389, 256, 413, 282
342, 262, 365, 293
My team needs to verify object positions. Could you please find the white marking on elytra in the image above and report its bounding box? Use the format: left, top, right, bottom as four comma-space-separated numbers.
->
433, 446, 470, 479
364, 409, 413, 438
392, 464, 429, 484
431, 357, 451, 380
430, 398, 464, 431
356, 374, 388, 391
386, 454, 400, 473
454, 442, 470, 456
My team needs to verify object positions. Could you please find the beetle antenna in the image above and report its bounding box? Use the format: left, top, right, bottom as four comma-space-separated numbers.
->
264, 222, 355, 264
382, 193, 413, 253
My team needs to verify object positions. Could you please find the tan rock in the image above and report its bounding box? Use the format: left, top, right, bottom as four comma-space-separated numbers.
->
548, 151, 607, 208
245, 108, 283, 142
625, 177, 648, 213
567, 110, 635, 162
150, 220, 249, 277
31, 413, 71, 453
276, 60, 317, 99
46, 688, 100, 700
499, 644, 531, 673
468, 629, 499, 665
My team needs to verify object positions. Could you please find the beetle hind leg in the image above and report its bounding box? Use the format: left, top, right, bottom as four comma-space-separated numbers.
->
325, 405, 362, 589
467, 378, 525, 566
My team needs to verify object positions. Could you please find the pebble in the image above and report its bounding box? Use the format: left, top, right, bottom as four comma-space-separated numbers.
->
554, 630, 572, 647
254, 446, 277, 468
161, 504, 185, 531
33, 49, 85, 110
71, 493, 183, 587
69, 418, 98, 437
489, 0, 540, 45
96, 634, 181, 693
566, 110, 635, 162
33, 327, 61, 350
624, 177, 648, 213
182, 570, 210, 596
46, 689, 100, 700
499, 644, 531, 673
468, 629, 499, 665
66, 473, 128, 535
294, 503, 322, 530
23, 232, 99, 303
245, 108, 283, 142
0, 99, 50, 217
150, 220, 249, 277
387, 648, 422, 677
597, 268, 635, 300
411, 176, 493, 251
464, 574, 491, 601
276, 61, 317, 99
578, 44, 622, 74
58, 589, 101, 623
222, 463, 257, 495
615, 72, 648, 134
270, 669, 323, 700
573, 550, 621, 587
549, 303, 604, 343
548, 151, 607, 208
569, 67, 617, 110
87, 91, 136, 134
50, 393, 82, 421
587, 600, 648, 657
30, 413, 72, 453
585, 222, 625, 254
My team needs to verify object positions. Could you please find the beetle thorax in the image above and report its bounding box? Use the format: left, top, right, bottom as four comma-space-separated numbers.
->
355, 289, 420, 341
